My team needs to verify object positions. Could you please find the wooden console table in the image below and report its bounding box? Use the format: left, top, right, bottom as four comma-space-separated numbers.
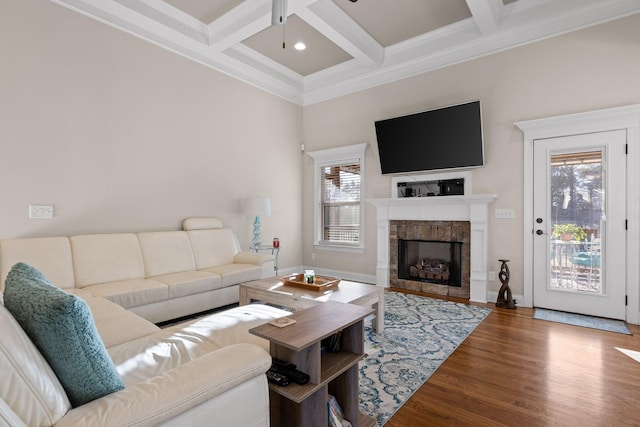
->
249, 301, 376, 427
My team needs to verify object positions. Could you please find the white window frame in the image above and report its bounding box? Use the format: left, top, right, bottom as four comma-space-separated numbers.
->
307, 143, 367, 251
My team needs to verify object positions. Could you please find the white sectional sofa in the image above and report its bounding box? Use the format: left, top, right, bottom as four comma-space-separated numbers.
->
0, 217, 275, 324
0, 218, 290, 426
0, 277, 290, 426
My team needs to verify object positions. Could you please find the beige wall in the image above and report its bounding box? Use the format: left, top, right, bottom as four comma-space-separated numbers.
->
3, 0, 639, 296
302, 14, 640, 297
0, 0, 304, 269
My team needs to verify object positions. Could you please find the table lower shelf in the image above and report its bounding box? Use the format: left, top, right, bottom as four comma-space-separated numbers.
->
269, 351, 363, 403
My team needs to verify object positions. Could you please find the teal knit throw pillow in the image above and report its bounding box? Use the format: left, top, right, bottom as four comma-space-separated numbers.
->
4, 263, 124, 407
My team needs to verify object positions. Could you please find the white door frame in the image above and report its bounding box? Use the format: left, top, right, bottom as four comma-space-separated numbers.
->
516, 104, 640, 324
533, 132, 626, 319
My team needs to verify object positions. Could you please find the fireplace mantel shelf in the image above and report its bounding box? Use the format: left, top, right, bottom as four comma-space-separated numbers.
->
368, 194, 497, 303
367, 194, 497, 207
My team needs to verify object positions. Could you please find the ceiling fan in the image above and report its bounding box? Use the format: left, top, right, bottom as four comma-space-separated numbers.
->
271, 0, 357, 26
271, 0, 357, 48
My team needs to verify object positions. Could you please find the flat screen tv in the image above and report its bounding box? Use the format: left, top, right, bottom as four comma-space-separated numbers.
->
375, 100, 484, 175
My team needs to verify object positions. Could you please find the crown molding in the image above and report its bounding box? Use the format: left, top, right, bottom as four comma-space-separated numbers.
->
301, 0, 384, 68
51, 0, 640, 106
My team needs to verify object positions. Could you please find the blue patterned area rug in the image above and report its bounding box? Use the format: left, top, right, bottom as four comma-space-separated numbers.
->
533, 308, 631, 335
359, 292, 491, 425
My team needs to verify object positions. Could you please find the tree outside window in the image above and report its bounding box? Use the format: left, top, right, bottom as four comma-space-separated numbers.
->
550, 151, 603, 241
321, 163, 361, 244
308, 143, 367, 250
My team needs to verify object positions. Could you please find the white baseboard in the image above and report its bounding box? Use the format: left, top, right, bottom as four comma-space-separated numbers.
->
486, 291, 527, 308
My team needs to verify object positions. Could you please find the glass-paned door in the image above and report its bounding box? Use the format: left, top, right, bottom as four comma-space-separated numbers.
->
548, 150, 603, 293
533, 130, 626, 319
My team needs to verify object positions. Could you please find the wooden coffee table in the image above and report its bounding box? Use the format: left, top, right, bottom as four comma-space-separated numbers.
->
250, 301, 376, 427
239, 278, 384, 333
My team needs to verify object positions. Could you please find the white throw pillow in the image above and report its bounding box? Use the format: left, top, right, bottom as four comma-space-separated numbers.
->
0, 304, 70, 426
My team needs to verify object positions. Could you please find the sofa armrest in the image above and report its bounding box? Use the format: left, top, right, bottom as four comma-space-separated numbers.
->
55, 343, 271, 427
234, 251, 274, 266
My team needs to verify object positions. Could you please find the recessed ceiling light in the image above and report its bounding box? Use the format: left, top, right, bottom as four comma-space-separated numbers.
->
294, 42, 306, 51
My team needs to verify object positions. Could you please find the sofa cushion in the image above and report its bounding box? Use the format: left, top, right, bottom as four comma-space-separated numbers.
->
187, 229, 241, 269
202, 263, 261, 287
174, 304, 291, 351
153, 270, 223, 297
4, 263, 125, 407
73, 292, 161, 348
109, 304, 290, 386
108, 325, 220, 386
235, 251, 274, 266
137, 231, 197, 277
83, 278, 168, 309
0, 303, 70, 426
70, 233, 145, 288
0, 398, 28, 427
0, 237, 75, 291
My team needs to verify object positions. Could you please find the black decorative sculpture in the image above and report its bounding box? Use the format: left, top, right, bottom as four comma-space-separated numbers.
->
496, 259, 516, 309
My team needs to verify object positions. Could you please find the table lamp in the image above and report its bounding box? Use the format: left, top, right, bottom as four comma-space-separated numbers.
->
245, 196, 271, 248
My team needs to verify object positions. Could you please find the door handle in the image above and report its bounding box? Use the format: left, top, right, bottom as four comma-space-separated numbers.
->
536, 229, 544, 235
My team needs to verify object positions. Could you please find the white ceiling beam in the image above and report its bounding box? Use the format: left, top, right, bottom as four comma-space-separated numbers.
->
112, 0, 209, 44
465, 0, 503, 35
52, 0, 212, 47
206, 0, 273, 51
298, 0, 384, 68
225, 43, 303, 88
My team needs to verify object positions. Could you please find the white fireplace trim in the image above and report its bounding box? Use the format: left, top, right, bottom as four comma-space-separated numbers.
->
368, 194, 496, 302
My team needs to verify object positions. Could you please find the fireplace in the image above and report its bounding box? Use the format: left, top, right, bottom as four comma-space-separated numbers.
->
368, 193, 496, 303
391, 220, 470, 298
398, 239, 463, 287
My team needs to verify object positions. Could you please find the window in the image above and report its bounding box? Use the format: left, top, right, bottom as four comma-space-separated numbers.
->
321, 163, 360, 243
308, 143, 367, 249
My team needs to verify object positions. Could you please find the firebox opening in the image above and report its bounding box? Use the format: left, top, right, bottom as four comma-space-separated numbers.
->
398, 239, 462, 287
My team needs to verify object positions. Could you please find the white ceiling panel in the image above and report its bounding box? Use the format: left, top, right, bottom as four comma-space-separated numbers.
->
243, 14, 353, 76
332, 0, 472, 47
51, 0, 640, 105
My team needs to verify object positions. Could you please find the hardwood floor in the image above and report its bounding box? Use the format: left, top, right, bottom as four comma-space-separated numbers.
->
385, 290, 640, 426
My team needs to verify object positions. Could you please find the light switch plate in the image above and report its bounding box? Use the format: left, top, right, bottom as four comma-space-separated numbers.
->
29, 204, 54, 219
495, 208, 515, 219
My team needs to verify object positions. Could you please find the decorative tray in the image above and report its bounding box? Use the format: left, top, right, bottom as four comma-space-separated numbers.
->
280, 274, 341, 291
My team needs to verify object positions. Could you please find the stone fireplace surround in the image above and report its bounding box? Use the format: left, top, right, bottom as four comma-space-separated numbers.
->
368, 194, 496, 302
393, 220, 470, 297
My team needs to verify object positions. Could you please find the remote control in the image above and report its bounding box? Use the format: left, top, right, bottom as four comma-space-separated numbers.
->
272, 358, 297, 369
269, 363, 310, 385
266, 370, 289, 386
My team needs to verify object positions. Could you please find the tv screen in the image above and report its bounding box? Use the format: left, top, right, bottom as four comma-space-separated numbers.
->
375, 100, 484, 175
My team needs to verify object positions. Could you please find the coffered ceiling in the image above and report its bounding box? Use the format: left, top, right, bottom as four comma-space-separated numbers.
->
51, 0, 640, 105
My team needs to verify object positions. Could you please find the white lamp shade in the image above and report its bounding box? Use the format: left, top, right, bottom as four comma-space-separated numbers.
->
245, 196, 271, 217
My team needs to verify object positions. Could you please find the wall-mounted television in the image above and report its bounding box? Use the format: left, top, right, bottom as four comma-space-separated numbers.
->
375, 100, 485, 175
